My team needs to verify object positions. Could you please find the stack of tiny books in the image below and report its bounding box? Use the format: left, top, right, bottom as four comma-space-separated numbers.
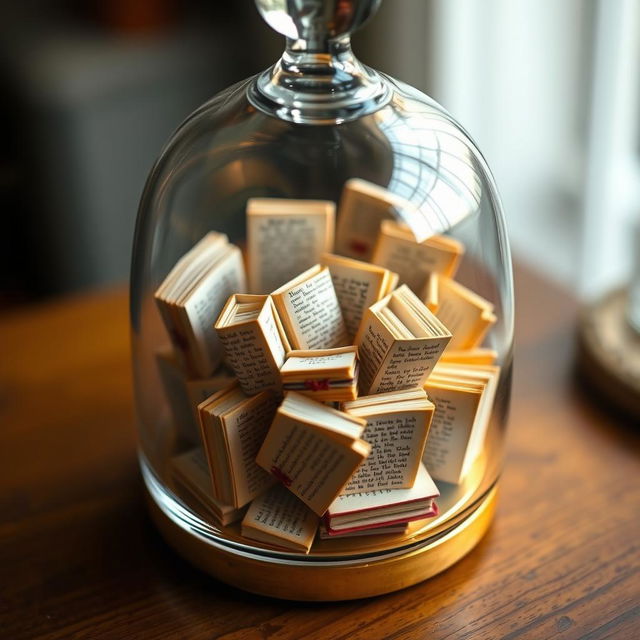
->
156, 178, 501, 554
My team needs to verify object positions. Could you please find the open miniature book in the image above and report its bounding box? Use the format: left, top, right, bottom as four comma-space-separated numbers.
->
241, 484, 319, 553
256, 391, 370, 516
423, 274, 497, 350
154, 232, 247, 377
271, 265, 350, 350
247, 197, 335, 294
335, 178, 433, 260
423, 362, 500, 484
156, 348, 235, 445
341, 388, 434, 493
280, 346, 359, 402
371, 220, 464, 294
198, 383, 278, 508
323, 464, 439, 536
322, 252, 398, 340
215, 294, 290, 395
171, 448, 247, 526
355, 284, 452, 395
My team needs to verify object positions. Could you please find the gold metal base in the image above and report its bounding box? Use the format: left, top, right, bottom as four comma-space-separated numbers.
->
148, 486, 497, 601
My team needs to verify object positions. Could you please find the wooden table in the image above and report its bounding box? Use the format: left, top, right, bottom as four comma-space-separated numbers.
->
1, 266, 638, 639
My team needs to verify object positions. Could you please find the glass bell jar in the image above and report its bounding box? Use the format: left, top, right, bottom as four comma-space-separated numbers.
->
130, 0, 514, 600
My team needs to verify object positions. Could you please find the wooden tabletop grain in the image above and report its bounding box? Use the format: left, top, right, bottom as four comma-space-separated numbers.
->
1, 265, 638, 640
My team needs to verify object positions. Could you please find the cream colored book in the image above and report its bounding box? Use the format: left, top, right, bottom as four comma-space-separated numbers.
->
423, 274, 497, 350
247, 197, 335, 294
241, 484, 319, 553
271, 265, 350, 350
215, 294, 291, 395
198, 383, 278, 508
280, 346, 358, 402
355, 284, 452, 395
154, 232, 247, 377
322, 252, 398, 340
156, 348, 236, 445
440, 348, 498, 366
341, 389, 434, 493
371, 220, 464, 294
335, 178, 429, 260
171, 448, 246, 526
256, 392, 370, 516
323, 464, 439, 536
423, 362, 500, 484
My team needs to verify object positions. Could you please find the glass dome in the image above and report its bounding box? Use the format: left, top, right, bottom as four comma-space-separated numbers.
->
130, 0, 513, 600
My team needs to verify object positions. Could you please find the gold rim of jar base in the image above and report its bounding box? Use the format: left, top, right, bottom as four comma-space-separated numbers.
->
147, 485, 497, 601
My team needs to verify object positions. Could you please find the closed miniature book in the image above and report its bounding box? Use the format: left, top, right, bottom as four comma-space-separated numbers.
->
355, 284, 452, 395
247, 197, 335, 294
198, 383, 278, 508
271, 265, 350, 350
215, 294, 290, 395
341, 389, 435, 493
323, 464, 439, 536
335, 178, 436, 260
154, 232, 247, 377
280, 346, 359, 402
371, 220, 464, 294
322, 252, 398, 340
423, 363, 500, 484
171, 448, 246, 526
256, 391, 370, 516
241, 484, 319, 553
156, 348, 236, 445
423, 274, 497, 350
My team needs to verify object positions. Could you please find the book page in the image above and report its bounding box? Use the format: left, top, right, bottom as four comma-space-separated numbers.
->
324, 259, 387, 339
281, 349, 356, 375
223, 393, 279, 506
256, 414, 369, 516
328, 464, 438, 516
342, 410, 432, 494
368, 337, 450, 395
241, 484, 318, 553
276, 268, 349, 350
372, 224, 461, 294
355, 312, 393, 395
422, 384, 481, 484
182, 247, 247, 377
247, 199, 335, 294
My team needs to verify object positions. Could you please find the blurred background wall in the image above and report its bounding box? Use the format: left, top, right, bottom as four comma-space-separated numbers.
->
1, 0, 638, 306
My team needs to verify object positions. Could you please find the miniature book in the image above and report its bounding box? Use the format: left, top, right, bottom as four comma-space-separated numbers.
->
271, 265, 350, 350
323, 464, 439, 536
371, 220, 464, 294
423, 363, 500, 484
322, 252, 398, 340
215, 294, 291, 395
256, 391, 370, 516
156, 348, 235, 445
247, 197, 335, 294
355, 284, 452, 395
335, 178, 434, 260
423, 274, 497, 350
241, 484, 319, 553
171, 448, 246, 526
154, 232, 247, 377
198, 383, 278, 508
341, 388, 435, 493
280, 346, 359, 402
